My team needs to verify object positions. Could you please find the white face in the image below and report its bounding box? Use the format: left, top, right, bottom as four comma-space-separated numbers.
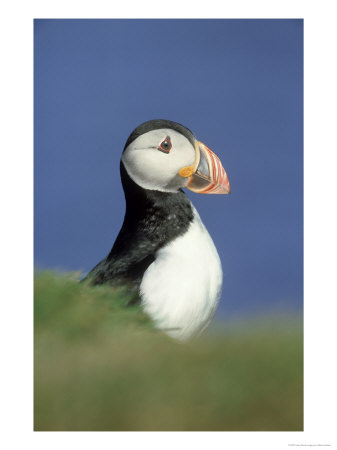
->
121, 128, 196, 193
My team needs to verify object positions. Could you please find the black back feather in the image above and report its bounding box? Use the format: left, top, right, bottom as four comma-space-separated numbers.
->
83, 163, 193, 294
123, 119, 195, 151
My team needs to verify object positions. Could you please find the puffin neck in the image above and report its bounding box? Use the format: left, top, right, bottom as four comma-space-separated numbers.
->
119, 162, 194, 238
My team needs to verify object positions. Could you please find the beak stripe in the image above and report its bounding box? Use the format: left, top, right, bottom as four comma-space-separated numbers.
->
185, 140, 231, 195
201, 146, 230, 194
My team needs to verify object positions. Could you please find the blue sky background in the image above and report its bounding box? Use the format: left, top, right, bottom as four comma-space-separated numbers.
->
34, 19, 303, 320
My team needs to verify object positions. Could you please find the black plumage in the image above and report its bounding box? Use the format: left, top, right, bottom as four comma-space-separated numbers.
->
83, 162, 193, 292
123, 119, 195, 151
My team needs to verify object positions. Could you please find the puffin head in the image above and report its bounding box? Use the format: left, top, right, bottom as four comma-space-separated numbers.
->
121, 119, 231, 194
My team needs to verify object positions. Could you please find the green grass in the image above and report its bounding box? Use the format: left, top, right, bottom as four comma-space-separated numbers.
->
34, 271, 303, 431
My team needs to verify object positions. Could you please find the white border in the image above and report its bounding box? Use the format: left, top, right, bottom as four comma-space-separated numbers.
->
1, 1, 336, 449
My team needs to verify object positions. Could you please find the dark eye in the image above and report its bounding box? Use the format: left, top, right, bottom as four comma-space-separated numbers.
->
158, 136, 172, 153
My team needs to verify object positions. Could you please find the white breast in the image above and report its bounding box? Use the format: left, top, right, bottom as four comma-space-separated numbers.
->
140, 205, 222, 340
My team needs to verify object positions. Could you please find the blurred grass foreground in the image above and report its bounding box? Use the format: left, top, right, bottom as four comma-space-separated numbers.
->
34, 271, 303, 431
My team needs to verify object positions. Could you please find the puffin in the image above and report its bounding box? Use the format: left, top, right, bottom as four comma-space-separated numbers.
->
84, 119, 231, 340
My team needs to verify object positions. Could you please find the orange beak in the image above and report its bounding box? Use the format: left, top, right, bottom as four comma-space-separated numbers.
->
179, 141, 231, 194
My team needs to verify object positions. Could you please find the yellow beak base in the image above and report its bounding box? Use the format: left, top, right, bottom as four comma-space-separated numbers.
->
178, 166, 195, 178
